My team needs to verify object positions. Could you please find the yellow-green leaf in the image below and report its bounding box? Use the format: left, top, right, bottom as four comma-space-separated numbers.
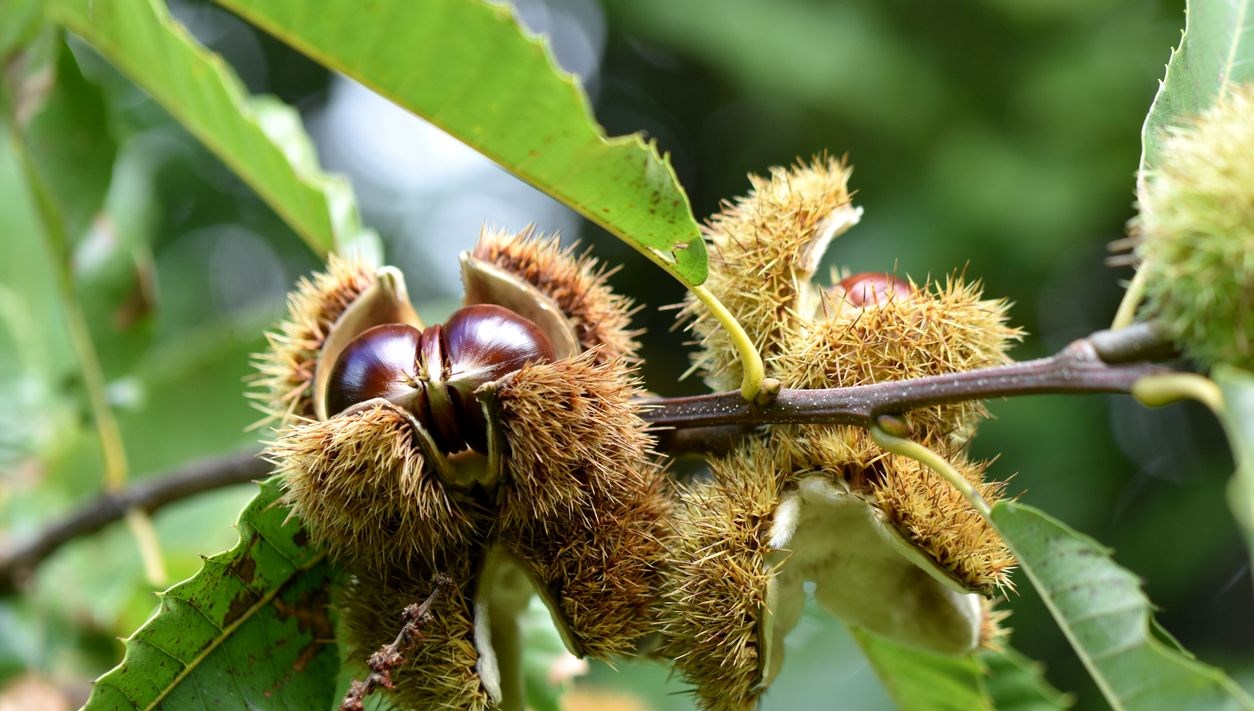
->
1138, 0, 1254, 196
850, 627, 994, 711
46, 0, 379, 261
214, 0, 708, 286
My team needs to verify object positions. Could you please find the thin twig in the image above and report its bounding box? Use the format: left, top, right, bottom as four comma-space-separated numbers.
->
340, 574, 454, 711
7, 126, 165, 583
0, 449, 268, 594
639, 326, 1176, 431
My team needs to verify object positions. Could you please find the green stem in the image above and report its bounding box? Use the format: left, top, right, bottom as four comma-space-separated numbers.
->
7, 129, 167, 585
1111, 266, 1148, 330
688, 284, 769, 403
1132, 372, 1225, 415
870, 423, 990, 517
635, 241, 769, 404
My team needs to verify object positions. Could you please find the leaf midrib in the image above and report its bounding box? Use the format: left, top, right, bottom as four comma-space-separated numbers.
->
213, 0, 701, 279
107, 549, 328, 711
996, 502, 1254, 711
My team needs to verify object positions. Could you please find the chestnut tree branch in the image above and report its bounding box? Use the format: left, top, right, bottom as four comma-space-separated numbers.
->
0, 449, 269, 594
640, 324, 1176, 432
0, 325, 1176, 590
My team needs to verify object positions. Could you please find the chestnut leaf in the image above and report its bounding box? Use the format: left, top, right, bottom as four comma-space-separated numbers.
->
979, 647, 1074, 711
81, 478, 339, 711
850, 628, 1071, 711
989, 501, 1254, 711
1137, 0, 1254, 198
212, 0, 709, 287
45, 0, 380, 261
850, 628, 996, 711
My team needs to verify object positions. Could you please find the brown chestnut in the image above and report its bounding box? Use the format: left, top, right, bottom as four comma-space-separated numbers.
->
837, 272, 913, 306
325, 323, 424, 418
326, 304, 556, 454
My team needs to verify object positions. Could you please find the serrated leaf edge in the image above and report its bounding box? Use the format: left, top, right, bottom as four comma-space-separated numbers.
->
990, 501, 1254, 711
219, 0, 707, 285
85, 480, 328, 711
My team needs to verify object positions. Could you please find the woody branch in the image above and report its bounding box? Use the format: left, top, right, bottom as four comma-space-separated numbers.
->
0, 324, 1176, 587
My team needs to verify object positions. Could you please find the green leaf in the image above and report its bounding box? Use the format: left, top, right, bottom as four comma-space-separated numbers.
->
989, 500, 1254, 711
45, 0, 379, 261
1138, 0, 1254, 193
850, 627, 994, 711
0, 0, 42, 59
214, 0, 708, 286
83, 478, 339, 711
0, 123, 77, 470
1214, 366, 1254, 573
23, 38, 117, 245
851, 633, 1071, 711
979, 647, 1073, 711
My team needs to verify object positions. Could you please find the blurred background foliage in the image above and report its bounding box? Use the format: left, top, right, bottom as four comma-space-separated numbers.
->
0, 0, 1249, 708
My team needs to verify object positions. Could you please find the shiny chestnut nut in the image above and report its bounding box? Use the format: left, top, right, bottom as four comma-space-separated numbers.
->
325, 323, 423, 417
837, 272, 913, 306
326, 304, 556, 454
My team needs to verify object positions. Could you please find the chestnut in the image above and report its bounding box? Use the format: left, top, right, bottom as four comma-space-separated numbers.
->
837, 272, 913, 306
326, 304, 556, 454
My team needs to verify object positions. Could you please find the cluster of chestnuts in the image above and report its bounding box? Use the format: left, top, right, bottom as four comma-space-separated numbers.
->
255, 158, 1021, 711
258, 228, 667, 711
322, 271, 909, 458
319, 269, 908, 462
665, 156, 1019, 710
326, 305, 556, 454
